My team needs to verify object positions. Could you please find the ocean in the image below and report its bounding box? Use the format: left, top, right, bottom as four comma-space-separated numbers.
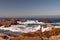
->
0, 18, 60, 36
0, 17, 60, 23
20, 18, 60, 23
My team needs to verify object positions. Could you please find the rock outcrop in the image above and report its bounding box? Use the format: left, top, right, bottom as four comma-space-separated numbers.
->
0, 19, 18, 27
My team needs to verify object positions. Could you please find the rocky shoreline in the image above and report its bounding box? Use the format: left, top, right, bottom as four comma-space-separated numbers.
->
10, 28, 60, 40
0, 19, 60, 40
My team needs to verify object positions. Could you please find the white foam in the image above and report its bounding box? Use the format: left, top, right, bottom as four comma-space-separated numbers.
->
54, 26, 60, 28
41, 26, 52, 32
0, 25, 41, 33
17, 20, 36, 24
0, 21, 60, 33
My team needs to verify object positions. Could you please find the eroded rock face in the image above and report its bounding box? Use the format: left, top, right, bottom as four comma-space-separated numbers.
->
38, 19, 52, 23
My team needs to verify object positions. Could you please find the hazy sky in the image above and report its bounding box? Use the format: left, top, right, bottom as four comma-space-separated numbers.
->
0, 0, 60, 17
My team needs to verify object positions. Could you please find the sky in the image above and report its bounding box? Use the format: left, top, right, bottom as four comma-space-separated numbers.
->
0, 0, 60, 17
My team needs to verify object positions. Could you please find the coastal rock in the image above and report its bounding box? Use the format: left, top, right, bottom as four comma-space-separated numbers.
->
38, 19, 52, 23
0, 37, 5, 40
0, 19, 18, 27
49, 35, 60, 40
10, 37, 41, 40
9, 28, 60, 40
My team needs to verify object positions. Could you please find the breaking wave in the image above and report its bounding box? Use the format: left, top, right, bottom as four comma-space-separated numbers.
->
0, 20, 60, 34
0, 25, 41, 33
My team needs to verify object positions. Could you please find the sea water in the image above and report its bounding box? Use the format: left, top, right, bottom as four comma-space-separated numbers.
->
0, 18, 60, 36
